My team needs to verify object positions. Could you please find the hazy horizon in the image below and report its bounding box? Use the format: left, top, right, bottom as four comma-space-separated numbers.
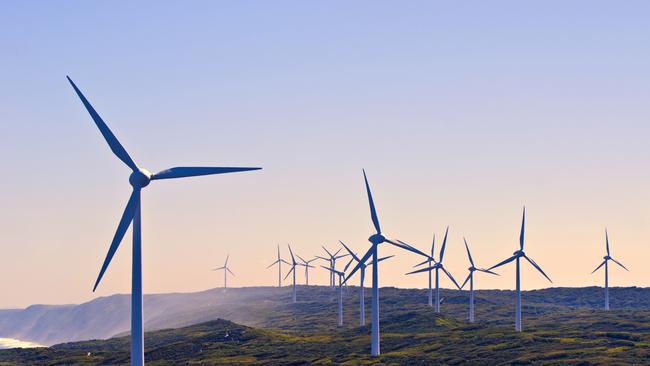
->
1, 1, 649, 308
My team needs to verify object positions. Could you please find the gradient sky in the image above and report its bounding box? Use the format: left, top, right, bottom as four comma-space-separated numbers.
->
1, 1, 649, 308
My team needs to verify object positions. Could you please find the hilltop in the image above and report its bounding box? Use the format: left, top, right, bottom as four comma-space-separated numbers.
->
0, 286, 649, 364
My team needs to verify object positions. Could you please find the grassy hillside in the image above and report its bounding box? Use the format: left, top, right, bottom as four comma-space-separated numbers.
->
0, 286, 649, 365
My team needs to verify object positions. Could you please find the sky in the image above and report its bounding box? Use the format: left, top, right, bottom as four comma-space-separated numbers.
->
0, 1, 649, 308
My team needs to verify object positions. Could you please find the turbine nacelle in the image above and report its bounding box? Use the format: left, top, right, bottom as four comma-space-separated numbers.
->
468, 266, 476, 272
129, 168, 153, 188
368, 233, 385, 245
604, 255, 611, 260
513, 250, 525, 257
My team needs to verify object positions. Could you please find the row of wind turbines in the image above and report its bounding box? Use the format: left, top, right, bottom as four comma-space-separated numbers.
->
68, 77, 629, 364
261, 172, 629, 356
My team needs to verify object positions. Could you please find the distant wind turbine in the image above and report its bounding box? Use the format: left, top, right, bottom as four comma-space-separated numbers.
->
410, 234, 436, 306
345, 170, 429, 356
488, 207, 552, 332
67, 77, 260, 366
405, 227, 461, 313
321, 266, 346, 326
284, 244, 298, 303
213, 255, 235, 290
591, 229, 628, 310
319, 246, 349, 288
297, 255, 318, 286
267, 244, 289, 288
340, 240, 393, 326
459, 238, 498, 322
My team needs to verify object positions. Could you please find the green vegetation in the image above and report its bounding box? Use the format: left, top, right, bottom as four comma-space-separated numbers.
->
0, 286, 648, 365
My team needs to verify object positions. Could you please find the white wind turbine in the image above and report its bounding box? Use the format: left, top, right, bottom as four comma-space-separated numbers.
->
322, 266, 346, 326
345, 170, 428, 356
410, 234, 436, 306
284, 244, 299, 302
318, 246, 348, 288
340, 240, 393, 326
213, 254, 235, 290
267, 244, 289, 288
297, 255, 318, 286
67, 77, 260, 366
591, 229, 628, 310
405, 227, 461, 313
459, 238, 498, 322
488, 207, 552, 332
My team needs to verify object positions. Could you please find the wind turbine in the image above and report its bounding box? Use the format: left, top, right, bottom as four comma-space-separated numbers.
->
284, 244, 298, 303
321, 266, 346, 326
410, 234, 436, 306
405, 227, 461, 313
267, 244, 289, 288
488, 207, 552, 332
340, 240, 393, 326
344, 170, 428, 356
67, 77, 260, 366
319, 246, 348, 288
591, 229, 628, 310
459, 238, 498, 322
297, 255, 318, 285
213, 255, 235, 290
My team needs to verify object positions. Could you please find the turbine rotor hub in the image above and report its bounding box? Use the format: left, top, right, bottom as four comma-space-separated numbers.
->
513, 250, 524, 257
368, 233, 385, 245
129, 168, 153, 188
604, 255, 611, 260
469, 266, 475, 271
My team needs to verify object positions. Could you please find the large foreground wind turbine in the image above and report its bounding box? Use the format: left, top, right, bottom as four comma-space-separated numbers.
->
67, 77, 260, 366
267, 244, 289, 288
284, 244, 298, 302
345, 170, 426, 356
591, 229, 628, 310
459, 238, 498, 322
406, 227, 461, 313
213, 255, 235, 290
322, 266, 346, 326
340, 240, 393, 326
488, 207, 551, 332
297, 255, 318, 285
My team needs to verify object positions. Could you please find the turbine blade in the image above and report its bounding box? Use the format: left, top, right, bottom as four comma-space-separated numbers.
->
477, 268, 499, 276
464, 237, 474, 266
297, 254, 307, 264
362, 169, 381, 234
520, 207, 526, 250
377, 255, 395, 263
343, 257, 355, 272
287, 244, 295, 264
67, 77, 138, 171
93, 189, 140, 291
610, 257, 629, 271
315, 256, 329, 261
413, 258, 431, 268
283, 266, 295, 280
266, 259, 280, 269
439, 227, 449, 262
152, 166, 261, 180
344, 246, 373, 284
431, 233, 436, 259
322, 245, 334, 258
487, 255, 517, 271
339, 240, 361, 262
460, 273, 471, 290
524, 255, 552, 283
591, 260, 606, 274
441, 266, 461, 289
227, 268, 235, 276
281, 259, 291, 265
392, 239, 429, 258
333, 248, 342, 257
225, 254, 229, 266
406, 265, 434, 275
605, 229, 610, 256
277, 244, 280, 260
321, 265, 344, 276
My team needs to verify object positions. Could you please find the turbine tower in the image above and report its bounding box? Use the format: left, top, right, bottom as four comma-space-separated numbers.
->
340, 240, 393, 326
284, 244, 298, 303
591, 229, 628, 310
213, 254, 235, 290
406, 227, 461, 313
409, 234, 437, 306
297, 255, 318, 285
67, 77, 260, 366
488, 207, 552, 332
267, 244, 289, 288
345, 170, 428, 356
322, 266, 346, 326
459, 238, 498, 322
319, 246, 348, 288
